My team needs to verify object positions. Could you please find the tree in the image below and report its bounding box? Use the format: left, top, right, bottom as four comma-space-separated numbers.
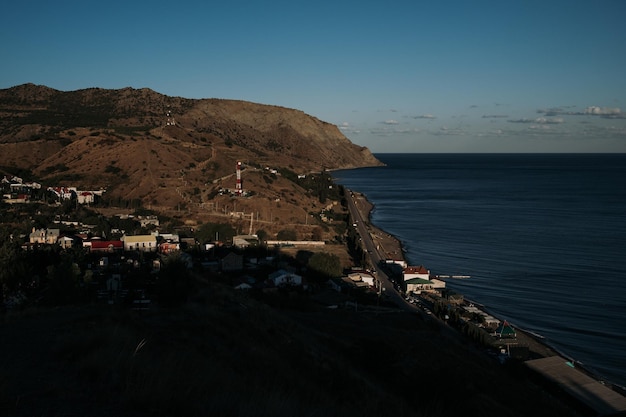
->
311, 227, 324, 241
157, 253, 192, 307
44, 253, 82, 305
277, 229, 297, 241
307, 252, 342, 280
256, 229, 268, 243
195, 222, 236, 244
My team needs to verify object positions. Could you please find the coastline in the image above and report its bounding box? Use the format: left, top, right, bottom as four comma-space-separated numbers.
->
352, 190, 558, 358
350, 191, 404, 261
350, 188, 626, 409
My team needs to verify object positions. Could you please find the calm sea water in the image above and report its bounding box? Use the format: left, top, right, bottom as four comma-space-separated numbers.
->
334, 153, 626, 387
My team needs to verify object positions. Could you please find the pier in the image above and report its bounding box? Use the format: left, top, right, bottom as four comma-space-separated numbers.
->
435, 274, 471, 279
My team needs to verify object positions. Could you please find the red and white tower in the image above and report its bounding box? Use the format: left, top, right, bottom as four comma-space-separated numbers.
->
235, 162, 243, 196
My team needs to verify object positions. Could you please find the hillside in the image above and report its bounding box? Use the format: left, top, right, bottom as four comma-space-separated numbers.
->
0, 284, 582, 417
0, 84, 381, 233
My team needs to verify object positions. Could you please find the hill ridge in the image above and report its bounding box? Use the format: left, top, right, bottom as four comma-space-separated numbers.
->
0, 84, 381, 229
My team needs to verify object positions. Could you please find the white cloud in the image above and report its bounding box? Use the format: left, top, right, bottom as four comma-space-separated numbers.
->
482, 114, 508, 119
508, 117, 564, 124
337, 122, 360, 134
383, 119, 399, 125
584, 106, 621, 116
537, 105, 624, 118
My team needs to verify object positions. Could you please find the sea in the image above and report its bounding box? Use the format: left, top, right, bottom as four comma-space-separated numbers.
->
333, 153, 626, 388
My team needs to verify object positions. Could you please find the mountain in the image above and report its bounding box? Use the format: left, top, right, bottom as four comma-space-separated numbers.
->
0, 83, 382, 226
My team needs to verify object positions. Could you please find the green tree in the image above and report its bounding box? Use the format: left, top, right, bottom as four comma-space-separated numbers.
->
0, 240, 33, 302
307, 252, 342, 279
256, 229, 268, 243
277, 229, 297, 241
195, 222, 236, 244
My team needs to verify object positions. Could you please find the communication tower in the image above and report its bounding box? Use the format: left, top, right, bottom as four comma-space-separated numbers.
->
235, 162, 243, 196
165, 106, 176, 126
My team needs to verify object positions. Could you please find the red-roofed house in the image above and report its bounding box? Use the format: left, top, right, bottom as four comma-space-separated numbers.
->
90, 240, 124, 252
403, 265, 430, 281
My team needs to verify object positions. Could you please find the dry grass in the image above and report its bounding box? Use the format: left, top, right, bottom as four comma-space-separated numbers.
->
0, 282, 584, 417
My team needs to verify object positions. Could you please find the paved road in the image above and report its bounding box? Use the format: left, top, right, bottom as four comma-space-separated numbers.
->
344, 188, 472, 345
344, 189, 412, 309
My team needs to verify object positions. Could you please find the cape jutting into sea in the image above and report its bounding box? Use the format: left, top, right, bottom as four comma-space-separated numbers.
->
333, 153, 626, 388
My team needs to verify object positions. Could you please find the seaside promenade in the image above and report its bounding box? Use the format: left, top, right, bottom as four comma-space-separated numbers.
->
345, 188, 626, 417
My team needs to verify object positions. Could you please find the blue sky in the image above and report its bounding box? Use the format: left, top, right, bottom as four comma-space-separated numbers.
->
2, 0, 625, 153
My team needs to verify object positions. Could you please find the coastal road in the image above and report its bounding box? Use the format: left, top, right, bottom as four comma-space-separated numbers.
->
344, 189, 408, 307
345, 189, 465, 332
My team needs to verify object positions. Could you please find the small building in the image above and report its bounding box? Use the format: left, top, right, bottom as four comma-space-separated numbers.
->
139, 216, 159, 228
121, 235, 158, 252
403, 265, 430, 281
220, 251, 243, 272
58, 236, 77, 250
159, 242, 180, 254
269, 269, 303, 287
77, 191, 95, 205
405, 277, 435, 294
347, 272, 375, 287
233, 235, 259, 248
494, 320, 517, 339
29, 228, 60, 245
90, 240, 124, 253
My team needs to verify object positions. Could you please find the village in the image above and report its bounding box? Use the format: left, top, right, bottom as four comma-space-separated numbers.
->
2, 169, 527, 346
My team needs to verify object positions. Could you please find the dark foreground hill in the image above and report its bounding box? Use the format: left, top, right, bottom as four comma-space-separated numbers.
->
0, 283, 582, 417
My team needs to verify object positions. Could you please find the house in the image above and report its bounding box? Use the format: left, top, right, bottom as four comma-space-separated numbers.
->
77, 191, 94, 205
138, 216, 159, 228
220, 251, 243, 272
48, 186, 76, 200
159, 242, 180, 254
269, 269, 302, 287
405, 277, 435, 294
90, 240, 124, 253
121, 235, 158, 252
29, 228, 60, 245
347, 272, 376, 287
58, 236, 76, 250
232, 234, 259, 248
403, 265, 430, 281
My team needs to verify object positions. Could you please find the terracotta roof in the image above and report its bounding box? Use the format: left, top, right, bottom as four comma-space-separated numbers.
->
404, 265, 429, 274
91, 240, 123, 249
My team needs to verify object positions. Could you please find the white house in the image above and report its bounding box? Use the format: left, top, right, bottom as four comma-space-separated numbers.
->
347, 272, 375, 287
405, 278, 435, 294
268, 269, 302, 287
29, 228, 60, 245
121, 235, 158, 252
403, 265, 430, 281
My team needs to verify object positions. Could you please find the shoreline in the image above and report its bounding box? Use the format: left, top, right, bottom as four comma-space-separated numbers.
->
350, 189, 626, 398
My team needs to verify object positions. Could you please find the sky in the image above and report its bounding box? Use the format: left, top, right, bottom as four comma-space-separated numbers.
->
2, 0, 626, 153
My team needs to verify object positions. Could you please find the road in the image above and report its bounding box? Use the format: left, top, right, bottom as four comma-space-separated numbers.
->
344, 189, 412, 309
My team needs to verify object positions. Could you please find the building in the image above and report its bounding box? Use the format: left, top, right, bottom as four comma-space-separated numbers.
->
268, 269, 303, 287
90, 240, 124, 253
403, 265, 430, 281
121, 235, 158, 252
29, 228, 60, 245
405, 278, 435, 294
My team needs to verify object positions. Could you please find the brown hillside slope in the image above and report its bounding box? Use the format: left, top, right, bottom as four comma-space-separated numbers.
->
0, 84, 381, 231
